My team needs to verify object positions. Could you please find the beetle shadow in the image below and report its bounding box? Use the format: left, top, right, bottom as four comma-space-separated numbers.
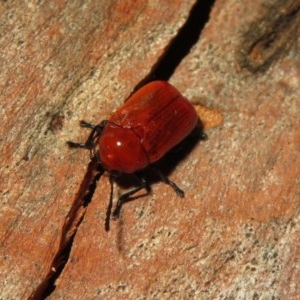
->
106, 121, 207, 231
153, 121, 207, 179
113, 121, 207, 201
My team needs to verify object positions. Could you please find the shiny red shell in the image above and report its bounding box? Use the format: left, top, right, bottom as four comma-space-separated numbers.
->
98, 81, 198, 173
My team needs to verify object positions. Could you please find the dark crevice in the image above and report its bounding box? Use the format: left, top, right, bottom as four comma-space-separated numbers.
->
29, 0, 214, 298
135, 0, 215, 91
29, 158, 104, 300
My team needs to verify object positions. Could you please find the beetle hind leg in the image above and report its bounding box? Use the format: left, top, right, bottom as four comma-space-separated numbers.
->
112, 176, 151, 219
155, 169, 184, 198
105, 176, 115, 231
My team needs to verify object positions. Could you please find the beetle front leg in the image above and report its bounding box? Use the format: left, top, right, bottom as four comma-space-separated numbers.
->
112, 176, 151, 219
79, 120, 96, 130
67, 120, 107, 150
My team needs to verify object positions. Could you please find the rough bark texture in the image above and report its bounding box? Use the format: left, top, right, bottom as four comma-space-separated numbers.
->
0, 0, 299, 299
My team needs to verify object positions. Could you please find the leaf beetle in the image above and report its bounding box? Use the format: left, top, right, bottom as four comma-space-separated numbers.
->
68, 81, 205, 229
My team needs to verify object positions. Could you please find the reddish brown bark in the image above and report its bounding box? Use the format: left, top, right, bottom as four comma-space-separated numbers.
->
0, 0, 299, 299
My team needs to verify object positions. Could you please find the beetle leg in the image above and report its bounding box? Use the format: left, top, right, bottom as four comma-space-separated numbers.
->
200, 132, 208, 141
79, 120, 96, 129
112, 176, 151, 219
154, 168, 185, 198
194, 121, 208, 141
104, 176, 115, 231
67, 120, 108, 150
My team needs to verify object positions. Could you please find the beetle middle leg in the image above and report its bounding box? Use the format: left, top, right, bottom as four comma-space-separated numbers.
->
111, 175, 151, 219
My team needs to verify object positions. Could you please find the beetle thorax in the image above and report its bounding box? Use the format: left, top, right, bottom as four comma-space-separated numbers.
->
98, 122, 149, 173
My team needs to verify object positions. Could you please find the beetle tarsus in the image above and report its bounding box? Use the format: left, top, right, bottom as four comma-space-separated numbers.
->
200, 132, 208, 141
67, 141, 90, 149
155, 169, 185, 198
80, 120, 95, 129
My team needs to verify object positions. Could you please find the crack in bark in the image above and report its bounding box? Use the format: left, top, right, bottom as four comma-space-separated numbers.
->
29, 0, 214, 298
135, 0, 215, 91
29, 157, 104, 299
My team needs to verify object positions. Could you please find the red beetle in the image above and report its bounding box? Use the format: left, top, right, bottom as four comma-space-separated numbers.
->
68, 81, 205, 229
